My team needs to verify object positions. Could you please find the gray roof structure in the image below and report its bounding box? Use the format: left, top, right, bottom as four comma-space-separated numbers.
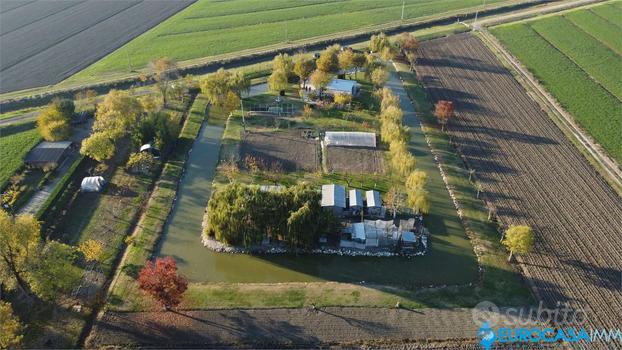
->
24, 141, 71, 165
324, 131, 376, 148
321, 184, 346, 208
349, 189, 363, 208
366, 190, 381, 207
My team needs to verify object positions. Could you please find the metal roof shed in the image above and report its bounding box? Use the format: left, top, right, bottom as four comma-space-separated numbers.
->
324, 131, 376, 148
326, 79, 358, 95
366, 190, 381, 207
24, 141, 71, 167
349, 189, 363, 208
321, 184, 346, 208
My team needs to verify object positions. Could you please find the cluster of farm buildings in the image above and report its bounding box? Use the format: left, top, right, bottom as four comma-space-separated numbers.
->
320, 183, 429, 255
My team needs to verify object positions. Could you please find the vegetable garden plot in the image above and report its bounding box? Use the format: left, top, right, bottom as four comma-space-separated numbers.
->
240, 130, 320, 172
416, 33, 622, 331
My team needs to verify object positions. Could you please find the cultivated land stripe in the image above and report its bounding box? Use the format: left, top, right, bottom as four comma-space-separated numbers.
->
415, 34, 622, 335
0, 0, 195, 93
88, 307, 543, 347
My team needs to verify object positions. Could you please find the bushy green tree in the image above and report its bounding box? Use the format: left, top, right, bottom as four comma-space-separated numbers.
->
200, 68, 249, 107
135, 111, 180, 151
268, 69, 289, 92
294, 54, 316, 86
316, 45, 340, 73
28, 241, 81, 301
0, 301, 22, 349
94, 90, 143, 139
126, 152, 157, 175
205, 183, 335, 249
502, 225, 534, 262
0, 211, 80, 300
272, 53, 294, 77
37, 99, 74, 141
80, 131, 115, 162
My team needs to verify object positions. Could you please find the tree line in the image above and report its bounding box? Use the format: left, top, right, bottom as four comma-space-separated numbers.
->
204, 183, 338, 250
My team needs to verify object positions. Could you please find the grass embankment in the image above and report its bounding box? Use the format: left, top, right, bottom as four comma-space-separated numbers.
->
395, 62, 531, 306
107, 95, 209, 309
0, 121, 41, 188
491, 2, 622, 163
70, 0, 508, 80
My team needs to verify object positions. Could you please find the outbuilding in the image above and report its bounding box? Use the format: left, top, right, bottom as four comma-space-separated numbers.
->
366, 190, 383, 217
24, 141, 72, 169
324, 131, 376, 148
321, 184, 346, 216
81, 176, 106, 192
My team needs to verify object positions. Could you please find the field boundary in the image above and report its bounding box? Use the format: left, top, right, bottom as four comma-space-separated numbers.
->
0, 0, 545, 112
476, 28, 622, 192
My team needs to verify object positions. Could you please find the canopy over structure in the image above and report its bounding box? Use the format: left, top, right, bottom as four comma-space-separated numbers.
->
324, 131, 376, 148
81, 176, 105, 192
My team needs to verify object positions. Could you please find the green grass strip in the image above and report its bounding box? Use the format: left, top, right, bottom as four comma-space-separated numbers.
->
565, 9, 622, 54
492, 23, 622, 163
529, 15, 622, 100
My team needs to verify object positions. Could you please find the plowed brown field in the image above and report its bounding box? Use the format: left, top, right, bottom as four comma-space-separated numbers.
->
416, 33, 622, 330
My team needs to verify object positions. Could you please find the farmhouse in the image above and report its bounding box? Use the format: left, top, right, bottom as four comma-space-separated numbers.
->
305, 78, 359, 96
324, 131, 376, 148
321, 184, 346, 216
24, 141, 72, 168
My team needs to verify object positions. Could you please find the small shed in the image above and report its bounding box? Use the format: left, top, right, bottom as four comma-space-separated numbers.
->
24, 141, 72, 168
321, 184, 346, 216
352, 223, 379, 247
81, 176, 105, 192
324, 131, 376, 148
349, 189, 363, 209
326, 79, 359, 96
366, 190, 383, 217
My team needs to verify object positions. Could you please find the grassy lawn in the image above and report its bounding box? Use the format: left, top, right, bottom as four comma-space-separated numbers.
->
490, 2, 622, 163
0, 121, 41, 188
69, 0, 510, 80
0, 106, 43, 120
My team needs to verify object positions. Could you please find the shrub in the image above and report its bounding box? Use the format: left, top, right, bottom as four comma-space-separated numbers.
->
126, 152, 157, 175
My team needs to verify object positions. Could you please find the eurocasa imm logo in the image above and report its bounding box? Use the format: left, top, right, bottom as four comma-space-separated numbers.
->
477, 321, 496, 350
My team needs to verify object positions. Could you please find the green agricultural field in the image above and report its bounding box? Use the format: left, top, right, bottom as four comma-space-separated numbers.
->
0, 122, 41, 188
565, 9, 622, 54
71, 0, 507, 80
491, 3, 622, 163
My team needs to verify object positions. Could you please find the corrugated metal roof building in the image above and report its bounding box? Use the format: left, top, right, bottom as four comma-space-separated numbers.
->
24, 141, 72, 168
324, 131, 376, 148
321, 184, 346, 208
366, 190, 381, 207
349, 189, 363, 208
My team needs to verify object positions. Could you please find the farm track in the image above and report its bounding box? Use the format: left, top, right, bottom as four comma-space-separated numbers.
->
416, 34, 622, 332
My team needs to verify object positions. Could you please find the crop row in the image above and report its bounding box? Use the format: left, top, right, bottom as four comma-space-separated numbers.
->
590, 2, 622, 26
529, 15, 622, 100
491, 23, 622, 163
565, 9, 622, 54
76, 0, 504, 77
0, 122, 40, 188
416, 33, 622, 330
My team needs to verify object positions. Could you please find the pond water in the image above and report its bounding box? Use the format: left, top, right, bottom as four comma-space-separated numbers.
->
157, 77, 478, 286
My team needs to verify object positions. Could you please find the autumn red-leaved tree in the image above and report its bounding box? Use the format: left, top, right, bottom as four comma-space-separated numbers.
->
434, 100, 455, 131
138, 256, 188, 310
